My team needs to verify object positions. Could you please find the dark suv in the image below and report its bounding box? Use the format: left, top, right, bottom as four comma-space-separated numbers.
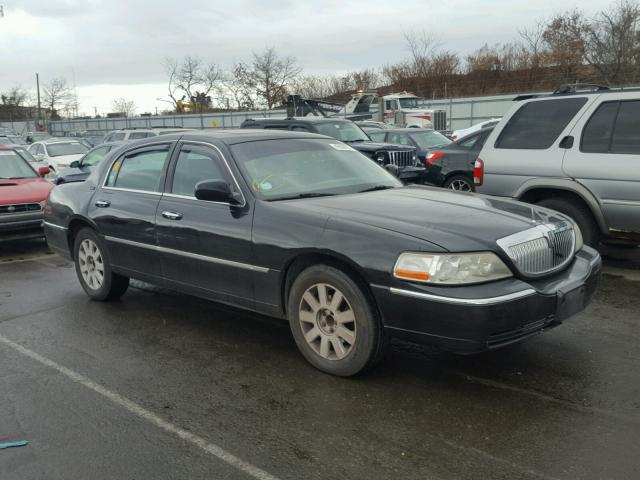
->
241, 117, 422, 182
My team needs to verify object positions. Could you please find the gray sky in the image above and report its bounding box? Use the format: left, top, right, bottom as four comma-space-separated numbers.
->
1, 0, 605, 115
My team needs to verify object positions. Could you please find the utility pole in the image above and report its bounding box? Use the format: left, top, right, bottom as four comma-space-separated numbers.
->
36, 73, 42, 132
93, 106, 98, 117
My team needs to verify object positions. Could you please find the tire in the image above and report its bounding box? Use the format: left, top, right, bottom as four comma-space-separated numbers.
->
287, 265, 386, 376
73, 227, 129, 301
537, 197, 600, 248
444, 175, 474, 192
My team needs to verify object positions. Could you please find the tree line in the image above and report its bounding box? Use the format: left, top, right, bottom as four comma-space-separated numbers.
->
3, 0, 640, 121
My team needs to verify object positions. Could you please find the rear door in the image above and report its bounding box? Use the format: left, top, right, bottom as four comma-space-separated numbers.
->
563, 93, 640, 233
155, 141, 255, 308
90, 142, 174, 278
478, 96, 594, 196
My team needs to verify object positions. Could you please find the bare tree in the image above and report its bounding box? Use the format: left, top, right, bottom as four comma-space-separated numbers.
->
519, 21, 547, 69
583, 0, 640, 84
249, 48, 301, 109
112, 98, 136, 117
166, 56, 223, 111
542, 10, 589, 82
221, 62, 256, 110
0, 86, 31, 120
42, 77, 73, 118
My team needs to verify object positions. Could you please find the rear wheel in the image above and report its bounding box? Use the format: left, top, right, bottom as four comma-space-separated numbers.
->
73, 227, 129, 301
537, 197, 600, 248
287, 265, 385, 376
444, 175, 474, 192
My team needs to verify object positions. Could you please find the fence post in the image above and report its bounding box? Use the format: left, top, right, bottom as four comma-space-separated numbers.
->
469, 101, 475, 127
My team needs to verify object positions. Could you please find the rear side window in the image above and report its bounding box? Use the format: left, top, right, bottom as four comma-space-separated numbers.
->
611, 100, 640, 154
171, 145, 228, 197
128, 132, 154, 139
496, 98, 587, 149
367, 131, 386, 142
105, 146, 169, 192
458, 133, 482, 148
581, 102, 618, 153
107, 132, 126, 141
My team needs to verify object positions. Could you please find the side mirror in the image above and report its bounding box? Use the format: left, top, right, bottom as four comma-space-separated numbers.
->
37, 166, 51, 177
69, 160, 80, 168
195, 179, 243, 205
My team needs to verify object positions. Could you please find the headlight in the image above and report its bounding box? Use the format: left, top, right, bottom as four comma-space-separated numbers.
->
375, 152, 386, 163
393, 252, 513, 285
572, 222, 583, 252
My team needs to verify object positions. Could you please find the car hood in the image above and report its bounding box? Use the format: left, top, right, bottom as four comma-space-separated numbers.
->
0, 178, 53, 204
347, 141, 414, 153
277, 185, 566, 252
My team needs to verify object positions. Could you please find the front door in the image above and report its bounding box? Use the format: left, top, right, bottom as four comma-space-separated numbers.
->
563, 95, 640, 233
156, 141, 255, 308
89, 143, 173, 278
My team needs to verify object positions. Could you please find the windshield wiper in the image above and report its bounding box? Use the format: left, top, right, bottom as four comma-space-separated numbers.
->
359, 185, 396, 193
268, 192, 337, 201
344, 139, 366, 142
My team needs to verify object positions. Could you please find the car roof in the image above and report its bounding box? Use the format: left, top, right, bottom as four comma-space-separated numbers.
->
39, 138, 87, 144
161, 128, 333, 145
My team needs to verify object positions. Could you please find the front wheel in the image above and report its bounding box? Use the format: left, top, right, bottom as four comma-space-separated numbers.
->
73, 227, 129, 301
287, 265, 385, 376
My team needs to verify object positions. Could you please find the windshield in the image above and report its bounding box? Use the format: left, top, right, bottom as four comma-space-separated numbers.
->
0, 150, 37, 178
409, 131, 452, 149
47, 142, 89, 157
398, 98, 420, 109
314, 122, 370, 142
14, 147, 37, 163
231, 138, 401, 200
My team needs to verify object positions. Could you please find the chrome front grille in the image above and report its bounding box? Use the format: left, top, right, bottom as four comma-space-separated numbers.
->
497, 222, 576, 277
0, 203, 42, 215
387, 150, 415, 168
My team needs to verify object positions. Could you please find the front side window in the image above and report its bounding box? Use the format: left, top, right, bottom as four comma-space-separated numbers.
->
398, 98, 419, 109
496, 98, 587, 149
47, 142, 89, 157
611, 100, 640, 154
171, 145, 227, 197
388, 133, 412, 146
82, 146, 110, 167
410, 131, 452, 149
105, 146, 169, 192
231, 138, 401, 200
581, 102, 618, 153
367, 131, 386, 142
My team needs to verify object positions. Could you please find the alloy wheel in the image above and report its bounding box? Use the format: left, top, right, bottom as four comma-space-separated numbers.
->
298, 283, 357, 361
78, 239, 105, 290
448, 179, 473, 191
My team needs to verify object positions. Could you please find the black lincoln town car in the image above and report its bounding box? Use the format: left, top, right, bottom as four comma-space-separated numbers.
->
43, 130, 601, 376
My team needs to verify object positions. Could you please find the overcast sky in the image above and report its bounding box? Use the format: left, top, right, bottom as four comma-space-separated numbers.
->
1, 0, 606, 115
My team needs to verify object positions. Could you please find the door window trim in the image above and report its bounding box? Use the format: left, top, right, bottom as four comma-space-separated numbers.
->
163, 140, 247, 208
101, 141, 174, 195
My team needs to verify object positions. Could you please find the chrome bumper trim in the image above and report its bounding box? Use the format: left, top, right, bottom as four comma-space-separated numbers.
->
388, 287, 537, 305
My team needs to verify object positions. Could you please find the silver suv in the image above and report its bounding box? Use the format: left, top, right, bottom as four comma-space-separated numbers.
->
476, 86, 640, 247
103, 127, 191, 143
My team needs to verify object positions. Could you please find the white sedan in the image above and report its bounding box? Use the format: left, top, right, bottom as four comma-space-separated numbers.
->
27, 140, 90, 172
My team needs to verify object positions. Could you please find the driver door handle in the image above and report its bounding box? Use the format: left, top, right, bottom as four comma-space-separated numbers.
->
95, 200, 110, 208
162, 211, 183, 220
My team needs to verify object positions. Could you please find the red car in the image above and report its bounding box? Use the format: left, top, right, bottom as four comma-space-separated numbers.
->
0, 144, 53, 242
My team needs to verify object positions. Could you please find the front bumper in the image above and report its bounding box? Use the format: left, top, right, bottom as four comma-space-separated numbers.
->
372, 247, 602, 353
0, 212, 45, 242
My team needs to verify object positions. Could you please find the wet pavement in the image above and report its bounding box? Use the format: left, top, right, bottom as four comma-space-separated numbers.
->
1, 240, 639, 480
